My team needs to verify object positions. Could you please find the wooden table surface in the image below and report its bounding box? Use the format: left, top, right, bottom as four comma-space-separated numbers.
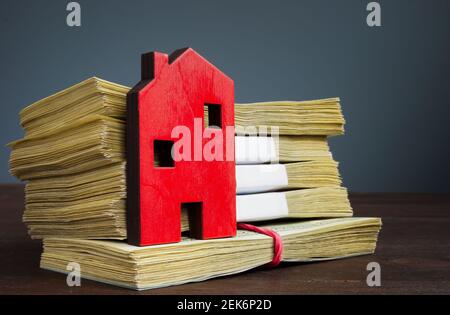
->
1, 184, 449, 294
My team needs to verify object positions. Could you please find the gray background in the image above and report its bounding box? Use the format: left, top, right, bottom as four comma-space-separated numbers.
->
1, 0, 449, 192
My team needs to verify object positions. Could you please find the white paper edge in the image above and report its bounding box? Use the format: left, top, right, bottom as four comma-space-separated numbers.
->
236, 164, 288, 194
235, 136, 277, 164
236, 192, 289, 222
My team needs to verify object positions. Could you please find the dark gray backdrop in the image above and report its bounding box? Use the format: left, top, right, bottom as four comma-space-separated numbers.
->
1, 0, 449, 192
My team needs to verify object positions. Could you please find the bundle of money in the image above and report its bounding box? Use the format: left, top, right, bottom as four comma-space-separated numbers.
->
9, 77, 381, 290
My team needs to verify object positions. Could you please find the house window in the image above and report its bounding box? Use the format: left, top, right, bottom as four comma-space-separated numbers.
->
204, 103, 222, 129
153, 140, 174, 167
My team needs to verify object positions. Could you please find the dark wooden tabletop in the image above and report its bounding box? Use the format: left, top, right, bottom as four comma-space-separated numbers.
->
0, 184, 449, 294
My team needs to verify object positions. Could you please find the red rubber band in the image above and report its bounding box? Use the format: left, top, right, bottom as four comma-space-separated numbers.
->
237, 223, 283, 268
